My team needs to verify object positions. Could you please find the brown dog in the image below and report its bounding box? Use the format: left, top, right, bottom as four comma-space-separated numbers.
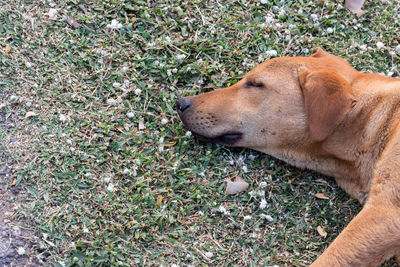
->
177, 47, 400, 266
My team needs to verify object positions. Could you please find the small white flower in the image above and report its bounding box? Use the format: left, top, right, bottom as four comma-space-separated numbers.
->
134, 89, 142, 95
165, 36, 171, 43
219, 205, 229, 215
260, 0, 268, 4
25, 62, 32, 68
123, 168, 129, 174
266, 50, 278, 57
123, 80, 130, 88
106, 19, 123, 29
242, 165, 248, 173
250, 232, 258, 238
113, 82, 121, 88
122, 66, 128, 72
248, 154, 256, 160
59, 114, 67, 122
158, 145, 164, 152
126, 112, 135, 119
161, 118, 168, 125
260, 214, 274, 222
360, 44, 368, 51
244, 215, 253, 220
259, 198, 267, 209
389, 51, 395, 56
205, 252, 214, 258
326, 27, 334, 34
83, 227, 89, 233
17, 247, 25, 255
104, 177, 111, 183
376, 42, 384, 50
106, 183, 115, 192
259, 181, 267, 189
171, 264, 178, 267
198, 210, 204, 216
107, 98, 116, 105
387, 71, 394, 77
185, 131, 192, 137
396, 45, 400, 55
310, 14, 318, 22
258, 190, 265, 197
176, 54, 186, 60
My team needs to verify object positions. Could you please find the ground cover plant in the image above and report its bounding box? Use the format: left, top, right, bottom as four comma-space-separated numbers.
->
0, 0, 399, 266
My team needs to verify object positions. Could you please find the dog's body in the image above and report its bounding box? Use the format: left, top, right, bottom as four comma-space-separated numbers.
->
177, 48, 400, 266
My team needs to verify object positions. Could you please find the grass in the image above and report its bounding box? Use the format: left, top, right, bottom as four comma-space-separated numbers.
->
0, 0, 399, 266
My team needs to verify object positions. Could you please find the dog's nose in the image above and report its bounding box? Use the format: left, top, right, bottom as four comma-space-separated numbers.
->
176, 97, 191, 113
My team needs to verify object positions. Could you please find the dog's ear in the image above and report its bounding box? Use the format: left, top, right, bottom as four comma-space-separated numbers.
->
298, 69, 355, 142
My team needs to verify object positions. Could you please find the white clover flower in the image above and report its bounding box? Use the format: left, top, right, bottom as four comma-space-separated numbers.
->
205, 252, 214, 258
259, 198, 267, 209
107, 98, 116, 105
259, 181, 267, 189
266, 50, 278, 57
134, 88, 142, 95
17, 247, 25, 255
123, 80, 130, 88
376, 42, 384, 50
123, 168, 129, 174
326, 27, 334, 34
360, 44, 368, 51
261, 214, 274, 222
310, 14, 318, 22
198, 210, 204, 216
219, 205, 229, 215
106, 19, 123, 29
83, 227, 89, 233
107, 183, 115, 192
161, 118, 168, 125
113, 82, 121, 88
165, 36, 171, 43
260, 0, 268, 4
244, 215, 253, 220
158, 145, 164, 153
185, 131, 192, 137
176, 54, 186, 60
104, 177, 111, 183
258, 190, 265, 197
126, 112, 135, 119
59, 114, 67, 122
396, 44, 400, 55
242, 165, 248, 173
25, 62, 32, 68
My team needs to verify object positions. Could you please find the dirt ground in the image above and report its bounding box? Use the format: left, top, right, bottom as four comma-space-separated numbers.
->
0, 105, 40, 266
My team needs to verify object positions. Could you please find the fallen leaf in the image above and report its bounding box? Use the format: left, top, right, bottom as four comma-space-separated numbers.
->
315, 193, 329, 200
10, 178, 17, 186
5, 44, 11, 54
157, 196, 163, 207
66, 14, 81, 29
345, 0, 366, 17
225, 176, 249, 195
25, 111, 37, 118
138, 119, 145, 130
317, 226, 328, 238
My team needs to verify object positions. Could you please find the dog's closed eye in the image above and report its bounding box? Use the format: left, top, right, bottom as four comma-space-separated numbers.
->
245, 81, 264, 88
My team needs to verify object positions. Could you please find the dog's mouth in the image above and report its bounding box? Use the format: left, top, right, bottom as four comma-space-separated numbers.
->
192, 132, 242, 145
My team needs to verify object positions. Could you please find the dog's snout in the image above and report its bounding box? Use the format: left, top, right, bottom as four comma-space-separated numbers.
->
176, 97, 191, 113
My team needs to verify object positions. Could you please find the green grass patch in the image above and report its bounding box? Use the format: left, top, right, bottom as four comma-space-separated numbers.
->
1, 0, 399, 265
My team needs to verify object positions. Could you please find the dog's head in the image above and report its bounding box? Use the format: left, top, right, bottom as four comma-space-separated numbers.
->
177, 48, 357, 153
